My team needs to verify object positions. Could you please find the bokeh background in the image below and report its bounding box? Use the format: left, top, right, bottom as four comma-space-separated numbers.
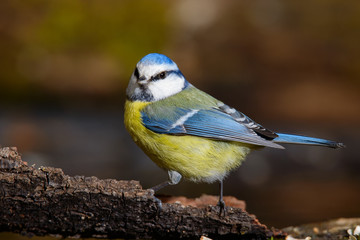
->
0, 0, 359, 232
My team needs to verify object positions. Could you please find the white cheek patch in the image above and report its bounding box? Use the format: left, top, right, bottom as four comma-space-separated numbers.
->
147, 74, 185, 101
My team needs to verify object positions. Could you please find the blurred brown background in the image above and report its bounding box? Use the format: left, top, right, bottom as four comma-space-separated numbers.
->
0, 0, 359, 231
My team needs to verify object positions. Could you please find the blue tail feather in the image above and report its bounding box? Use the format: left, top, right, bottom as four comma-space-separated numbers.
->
273, 133, 345, 149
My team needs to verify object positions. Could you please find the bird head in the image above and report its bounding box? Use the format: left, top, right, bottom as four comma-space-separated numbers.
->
126, 53, 189, 102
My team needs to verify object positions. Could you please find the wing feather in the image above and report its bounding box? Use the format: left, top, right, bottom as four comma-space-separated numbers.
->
217, 103, 278, 140
142, 107, 284, 149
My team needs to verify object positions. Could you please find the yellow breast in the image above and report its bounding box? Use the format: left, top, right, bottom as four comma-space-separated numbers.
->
124, 100, 251, 183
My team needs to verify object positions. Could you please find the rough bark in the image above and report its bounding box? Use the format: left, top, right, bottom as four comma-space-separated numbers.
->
0, 146, 286, 239
283, 218, 360, 240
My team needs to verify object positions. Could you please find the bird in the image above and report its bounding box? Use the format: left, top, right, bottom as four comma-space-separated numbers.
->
124, 53, 345, 214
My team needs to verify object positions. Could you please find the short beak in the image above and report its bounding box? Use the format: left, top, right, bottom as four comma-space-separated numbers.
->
138, 76, 148, 85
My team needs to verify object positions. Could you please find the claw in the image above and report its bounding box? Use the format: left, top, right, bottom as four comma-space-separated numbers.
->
149, 171, 183, 216
153, 195, 163, 215
217, 199, 226, 217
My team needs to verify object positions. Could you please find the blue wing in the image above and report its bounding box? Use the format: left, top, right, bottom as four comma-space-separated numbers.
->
141, 107, 284, 149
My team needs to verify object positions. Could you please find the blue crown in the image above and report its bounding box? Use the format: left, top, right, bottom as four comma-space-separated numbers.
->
139, 53, 175, 65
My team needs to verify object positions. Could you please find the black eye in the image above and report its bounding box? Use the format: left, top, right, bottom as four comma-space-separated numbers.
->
159, 72, 166, 79
134, 68, 139, 78
156, 71, 167, 80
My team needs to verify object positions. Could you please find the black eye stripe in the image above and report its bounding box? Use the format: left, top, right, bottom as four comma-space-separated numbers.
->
151, 70, 182, 81
151, 71, 167, 81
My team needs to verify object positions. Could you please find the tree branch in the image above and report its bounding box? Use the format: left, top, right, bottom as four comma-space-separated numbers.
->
0, 146, 286, 239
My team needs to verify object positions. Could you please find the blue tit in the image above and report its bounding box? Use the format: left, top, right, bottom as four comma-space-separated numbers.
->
124, 53, 345, 213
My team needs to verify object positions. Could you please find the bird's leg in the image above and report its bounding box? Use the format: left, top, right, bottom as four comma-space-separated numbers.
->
150, 181, 171, 192
150, 170, 182, 191
217, 180, 226, 217
149, 170, 182, 214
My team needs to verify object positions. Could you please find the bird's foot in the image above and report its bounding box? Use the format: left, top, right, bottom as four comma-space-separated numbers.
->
153, 195, 163, 216
217, 199, 226, 217
148, 187, 163, 216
